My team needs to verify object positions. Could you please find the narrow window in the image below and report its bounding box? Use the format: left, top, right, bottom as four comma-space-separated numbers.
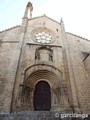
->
35, 49, 40, 60
49, 51, 53, 62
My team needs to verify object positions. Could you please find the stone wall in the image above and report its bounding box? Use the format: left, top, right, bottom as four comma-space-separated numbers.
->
0, 27, 21, 112
66, 33, 90, 113
0, 16, 90, 114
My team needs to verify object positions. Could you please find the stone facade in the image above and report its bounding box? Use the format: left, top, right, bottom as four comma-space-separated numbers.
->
0, 2, 90, 116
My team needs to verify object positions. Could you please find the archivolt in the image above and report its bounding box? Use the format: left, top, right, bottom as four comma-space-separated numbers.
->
23, 64, 62, 89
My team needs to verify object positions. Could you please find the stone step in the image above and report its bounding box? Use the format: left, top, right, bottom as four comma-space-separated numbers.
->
0, 111, 89, 120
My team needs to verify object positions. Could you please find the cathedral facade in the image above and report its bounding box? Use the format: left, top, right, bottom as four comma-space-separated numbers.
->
0, 2, 90, 116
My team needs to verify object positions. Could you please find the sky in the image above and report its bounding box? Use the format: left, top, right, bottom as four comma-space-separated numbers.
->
0, 0, 90, 40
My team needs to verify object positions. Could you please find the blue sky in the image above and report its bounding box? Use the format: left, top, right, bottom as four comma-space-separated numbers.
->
0, 0, 90, 39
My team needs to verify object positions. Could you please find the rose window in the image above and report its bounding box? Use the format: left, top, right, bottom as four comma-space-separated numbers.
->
35, 32, 52, 44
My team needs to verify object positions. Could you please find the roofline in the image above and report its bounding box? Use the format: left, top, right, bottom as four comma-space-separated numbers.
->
0, 15, 61, 33
28, 14, 61, 25
0, 25, 20, 33
67, 32, 90, 42
0, 16, 89, 42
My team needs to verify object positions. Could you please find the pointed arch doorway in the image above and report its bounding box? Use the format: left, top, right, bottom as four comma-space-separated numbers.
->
34, 81, 51, 111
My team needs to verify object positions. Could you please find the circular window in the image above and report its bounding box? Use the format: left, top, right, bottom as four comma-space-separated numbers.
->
35, 32, 52, 43
31, 27, 56, 44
